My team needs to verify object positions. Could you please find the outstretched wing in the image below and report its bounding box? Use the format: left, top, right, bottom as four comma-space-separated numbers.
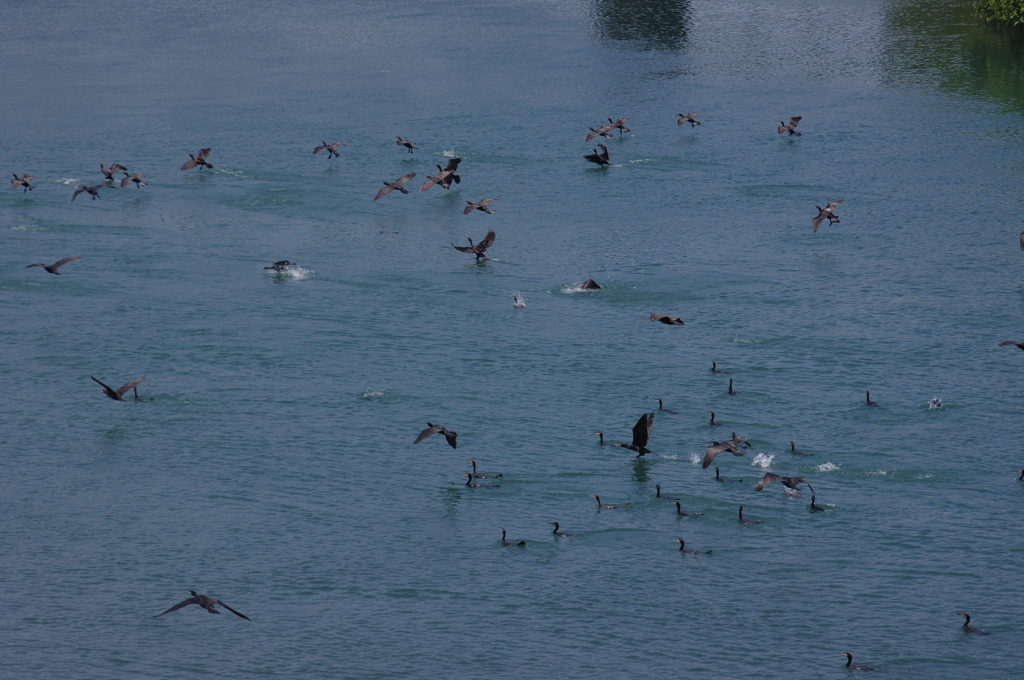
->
313, 144, 326, 154
91, 375, 119, 400
477, 230, 496, 251
374, 184, 394, 201
444, 158, 461, 172
153, 597, 198, 617
414, 424, 442, 444
197, 148, 211, 160
453, 244, 475, 253
631, 412, 653, 448
419, 173, 442, 192
181, 158, 198, 171
812, 211, 825, 233
755, 473, 783, 491
115, 377, 146, 398
213, 599, 251, 621
702, 442, 727, 469
71, 187, 87, 201
52, 256, 81, 269
395, 173, 416, 187
788, 117, 802, 128
825, 199, 843, 210
443, 430, 457, 449
999, 340, 1024, 350
463, 203, 476, 215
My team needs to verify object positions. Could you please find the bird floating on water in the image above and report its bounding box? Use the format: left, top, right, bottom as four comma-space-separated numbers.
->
754, 473, 812, 494
789, 441, 809, 456
839, 653, 878, 671
91, 375, 146, 402
589, 494, 630, 510
100, 164, 127, 181
715, 467, 742, 483
812, 200, 843, 233
865, 391, 879, 407
120, 172, 147, 188
580, 279, 601, 290
453, 230, 496, 260
467, 459, 501, 479
671, 501, 703, 517
676, 538, 710, 553
463, 472, 499, 488
500, 528, 525, 546
727, 379, 737, 395
313, 141, 347, 158
10, 173, 36, 192
584, 144, 610, 166
738, 506, 761, 524
998, 340, 1024, 351
154, 591, 250, 620
710, 362, 729, 374
396, 137, 418, 153
25, 256, 81, 275
959, 613, 990, 635
414, 423, 457, 449
263, 260, 297, 272
549, 522, 580, 537
677, 113, 700, 127
649, 314, 684, 325
420, 158, 461, 192
655, 484, 679, 501
615, 412, 654, 456
810, 495, 825, 512
464, 198, 498, 215
72, 184, 111, 200
374, 173, 416, 200
778, 116, 802, 136
708, 411, 723, 427
181, 148, 212, 171
656, 399, 676, 414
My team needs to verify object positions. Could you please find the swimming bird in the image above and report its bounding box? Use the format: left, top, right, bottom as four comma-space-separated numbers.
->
676, 113, 700, 127
715, 468, 742, 483
467, 460, 501, 479
263, 260, 297, 272
180, 148, 212, 171
649, 314, 684, 325
100, 163, 128, 180
453, 230, 496, 260
789, 442, 809, 456
656, 399, 677, 414
25, 256, 81, 275
812, 200, 843, 233
998, 340, 1024, 351
463, 472, 499, 488
549, 522, 580, 537
616, 412, 654, 456
120, 172, 147, 188
755, 473, 812, 493
607, 117, 631, 135
595, 431, 610, 446
396, 137, 418, 153
585, 121, 616, 141
702, 439, 746, 469
1020, 229, 1024, 251
374, 173, 416, 200
865, 391, 879, 407
839, 653, 877, 671
420, 158, 461, 192
671, 501, 702, 517
778, 116, 802, 136
676, 538, 710, 553
154, 591, 250, 620
928, 398, 942, 409
313, 141, 347, 158
810, 495, 825, 512
738, 506, 761, 524
581, 279, 602, 289
727, 379, 737, 395
584, 144, 610, 166
414, 423, 457, 448
707, 411, 723, 427
959, 613, 990, 635
91, 375, 146, 402
463, 198, 498, 215
500, 528, 525, 546
72, 184, 110, 200
655, 485, 679, 501
510, 294, 525, 309
710, 362, 729, 374
10, 173, 36, 192
589, 494, 631, 510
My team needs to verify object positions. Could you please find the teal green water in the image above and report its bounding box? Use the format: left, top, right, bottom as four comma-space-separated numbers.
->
2, 1, 1022, 678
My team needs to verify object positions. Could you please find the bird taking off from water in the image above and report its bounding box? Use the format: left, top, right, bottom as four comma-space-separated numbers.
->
464, 198, 498, 215
584, 144, 610, 166
778, 117, 802, 136
72, 184, 111, 201
414, 423, 458, 449
263, 261, 297, 272
453, 230, 496, 260
91, 375, 146, 402
181, 148, 212, 171
812, 200, 843, 233
154, 591, 250, 620
313, 141, 347, 158
120, 173, 147, 188
585, 120, 616, 141
420, 158, 461, 192
754, 473, 812, 493
607, 117, 630, 135
10, 174, 36, 192
649, 314, 684, 325
581, 279, 601, 289
374, 173, 416, 201
100, 164, 127, 180
677, 113, 700, 127
396, 137, 418, 153
616, 412, 654, 457
25, 256, 81, 275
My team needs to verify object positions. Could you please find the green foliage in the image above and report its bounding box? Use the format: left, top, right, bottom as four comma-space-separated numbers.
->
978, 0, 1024, 26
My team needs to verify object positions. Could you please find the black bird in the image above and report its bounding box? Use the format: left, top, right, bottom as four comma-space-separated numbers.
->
313, 141, 347, 158
865, 391, 879, 407
616, 412, 654, 456
959, 613, 990, 635
25, 256, 81, 275
263, 260, 297, 272
585, 121, 616, 141
676, 113, 700, 127
839, 653, 878, 671
649, 314, 684, 325
589, 494, 630, 510
453, 230, 496, 260
500, 528, 525, 546
396, 137, 418, 153
1017, 468, 1024, 480
463, 472, 499, 488
738, 506, 761, 524
72, 184, 111, 201
414, 423, 457, 448
580, 279, 602, 290
463, 198, 498, 215
10, 173, 36, 192
778, 116, 802, 136
812, 200, 843, 233
707, 411, 723, 427
702, 435, 749, 469
549, 522, 580, 537
100, 163, 128, 180
676, 538, 710, 554
154, 591, 250, 620
91, 375, 146, 402
420, 158, 461, 192
727, 379, 737, 395
715, 467, 742, 483
606, 117, 631, 135
467, 459, 501, 479
810, 495, 825, 512
754, 473, 812, 494
998, 340, 1024, 351
374, 173, 416, 200
710, 362, 729, 374
656, 399, 677, 414
789, 442, 810, 456
181, 148, 212, 171
671, 501, 703, 517
120, 172, 147, 188
655, 485, 679, 501
584, 144, 610, 166
595, 431, 610, 446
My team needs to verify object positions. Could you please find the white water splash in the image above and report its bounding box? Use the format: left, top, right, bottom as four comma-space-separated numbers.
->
563, 282, 598, 294
510, 292, 525, 309
870, 469, 887, 476
57, 178, 81, 185
751, 453, 774, 468
928, 397, 943, 409
689, 452, 702, 465
270, 266, 313, 280
816, 462, 840, 472
628, 158, 657, 164
361, 389, 387, 400
442, 150, 456, 158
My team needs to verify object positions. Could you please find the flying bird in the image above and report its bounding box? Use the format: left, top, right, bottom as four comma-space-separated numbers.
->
778, 116, 802, 136
463, 198, 498, 215
374, 173, 416, 200
396, 137, 418, 153
754, 473, 812, 493
120, 173, 147, 188
313, 141, 347, 158
998, 340, 1024, 351
702, 433, 749, 469
615, 412, 654, 456
676, 113, 700, 127
812, 200, 843, 233
25, 256, 81, 275
585, 121, 616, 141
10, 174, 36, 192
453, 230, 496, 260
649, 314, 684, 325
420, 158, 461, 192
100, 164, 128, 180
584, 144, 610, 166
414, 423, 457, 449
72, 184, 111, 201
154, 591, 250, 620
263, 261, 297, 272
90, 375, 146, 402
606, 117, 631, 135
181, 148, 212, 171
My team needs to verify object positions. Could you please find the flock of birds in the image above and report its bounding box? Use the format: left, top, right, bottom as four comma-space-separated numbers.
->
11, 112, 1010, 667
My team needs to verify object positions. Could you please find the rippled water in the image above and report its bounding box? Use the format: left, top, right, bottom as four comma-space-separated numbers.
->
2, 1, 1022, 678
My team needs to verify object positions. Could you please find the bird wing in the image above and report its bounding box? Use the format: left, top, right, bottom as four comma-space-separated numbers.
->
213, 599, 251, 620
91, 375, 119, 400
812, 212, 825, 232
395, 173, 416, 186
71, 187, 87, 201
702, 443, 727, 469
197, 148, 211, 160
444, 158, 461, 172
755, 473, 783, 491
788, 117, 802, 128
998, 341, 1024, 349
419, 174, 441, 192
414, 425, 442, 444
120, 176, 132, 187
1020, 231, 1024, 252
111, 164, 127, 172
115, 377, 146, 398
631, 412, 653, 448
453, 244, 475, 253
154, 597, 198, 617
52, 256, 81, 269
677, 116, 686, 126
477, 230, 496, 251
181, 158, 198, 171
825, 199, 843, 210
443, 430, 457, 449
463, 203, 476, 215
313, 144, 326, 154
373, 184, 394, 201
